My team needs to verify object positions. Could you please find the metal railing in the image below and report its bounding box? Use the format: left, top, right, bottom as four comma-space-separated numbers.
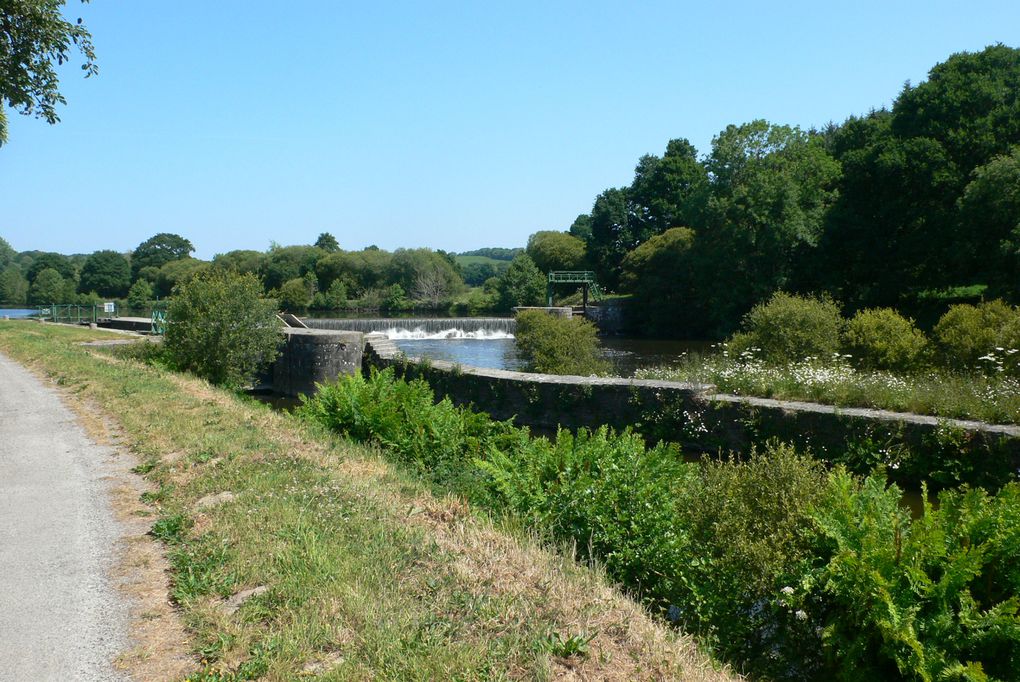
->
546, 271, 604, 302
36, 303, 117, 324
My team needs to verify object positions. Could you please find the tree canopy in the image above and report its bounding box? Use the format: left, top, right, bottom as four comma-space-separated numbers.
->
131, 233, 194, 278
79, 249, 130, 297
0, 0, 97, 145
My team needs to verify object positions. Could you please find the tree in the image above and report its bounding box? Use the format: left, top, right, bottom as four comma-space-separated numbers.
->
620, 227, 699, 336
27, 267, 64, 303
568, 214, 592, 241
525, 231, 586, 273
212, 249, 267, 277
0, 265, 27, 304
26, 251, 74, 282
155, 258, 209, 298
0, 0, 97, 145
79, 249, 130, 297
586, 187, 637, 290
164, 270, 282, 388
497, 254, 545, 311
278, 277, 312, 310
628, 138, 709, 237
314, 232, 340, 252
131, 233, 194, 278
0, 236, 14, 268
126, 278, 152, 309
261, 244, 322, 292
958, 146, 1020, 300
698, 120, 841, 333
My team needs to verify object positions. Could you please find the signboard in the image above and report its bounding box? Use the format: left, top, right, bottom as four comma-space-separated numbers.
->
104, 302, 115, 314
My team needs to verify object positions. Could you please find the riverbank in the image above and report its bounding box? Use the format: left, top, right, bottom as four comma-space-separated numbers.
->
0, 321, 732, 681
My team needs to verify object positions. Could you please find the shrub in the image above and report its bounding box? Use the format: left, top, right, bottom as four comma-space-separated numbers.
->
793, 473, 1020, 681
728, 291, 844, 363
514, 309, 610, 375
676, 445, 830, 674
164, 270, 282, 388
933, 300, 1018, 370
843, 307, 929, 371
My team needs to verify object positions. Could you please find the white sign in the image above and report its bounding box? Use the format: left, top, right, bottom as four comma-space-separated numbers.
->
104, 302, 115, 313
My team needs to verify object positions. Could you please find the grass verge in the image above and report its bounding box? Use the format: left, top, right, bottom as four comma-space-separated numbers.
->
636, 354, 1020, 425
0, 321, 733, 682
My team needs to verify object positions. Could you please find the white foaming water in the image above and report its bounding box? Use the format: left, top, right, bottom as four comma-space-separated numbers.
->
385, 327, 515, 340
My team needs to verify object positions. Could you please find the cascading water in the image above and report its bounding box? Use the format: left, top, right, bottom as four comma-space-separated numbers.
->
302, 317, 515, 339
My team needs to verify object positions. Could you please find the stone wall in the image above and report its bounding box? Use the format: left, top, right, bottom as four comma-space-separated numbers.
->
363, 333, 1020, 489
272, 328, 363, 397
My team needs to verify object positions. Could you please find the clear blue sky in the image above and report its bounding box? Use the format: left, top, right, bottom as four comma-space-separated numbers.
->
2, 1, 1018, 259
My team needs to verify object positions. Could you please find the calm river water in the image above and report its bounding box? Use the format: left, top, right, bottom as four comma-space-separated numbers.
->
392, 336, 708, 376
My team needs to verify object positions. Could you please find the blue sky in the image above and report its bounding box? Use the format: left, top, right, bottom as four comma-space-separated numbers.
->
2, 1, 1018, 259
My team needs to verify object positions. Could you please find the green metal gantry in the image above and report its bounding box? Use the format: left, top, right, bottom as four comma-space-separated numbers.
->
546, 271, 604, 310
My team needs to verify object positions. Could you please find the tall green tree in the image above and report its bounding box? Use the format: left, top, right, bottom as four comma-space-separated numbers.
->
628, 138, 709, 237
567, 214, 592, 241
0, 236, 14, 267
314, 232, 340, 252
958, 146, 1020, 299
79, 249, 130, 297
261, 244, 322, 292
26, 251, 74, 282
525, 231, 586, 273
131, 233, 194, 279
698, 120, 841, 333
586, 187, 637, 290
27, 266, 64, 303
620, 227, 698, 336
497, 254, 545, 311
0, 0, 97, 145
0, 265, 27, 304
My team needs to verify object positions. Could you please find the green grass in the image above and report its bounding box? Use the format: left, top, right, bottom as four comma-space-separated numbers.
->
0, 321, 729, 681
636, 353, 1020, 425
454, 255, 509, 267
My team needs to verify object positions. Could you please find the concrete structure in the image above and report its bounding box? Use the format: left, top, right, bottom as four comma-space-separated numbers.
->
512, 306, 573, 318
272, 328, 363, 397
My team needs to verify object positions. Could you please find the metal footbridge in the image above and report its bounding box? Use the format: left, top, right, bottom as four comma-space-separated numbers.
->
546, 271, 604, 308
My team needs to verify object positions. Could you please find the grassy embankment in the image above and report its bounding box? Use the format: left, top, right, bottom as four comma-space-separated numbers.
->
0, 321, 732, 682
637, 355, 1020, 425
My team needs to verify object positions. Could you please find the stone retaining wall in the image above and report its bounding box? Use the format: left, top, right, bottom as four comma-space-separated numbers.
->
363, 333, 1020, 488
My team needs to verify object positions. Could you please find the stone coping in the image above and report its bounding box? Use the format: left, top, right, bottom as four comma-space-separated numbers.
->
364, 333, 1020, 438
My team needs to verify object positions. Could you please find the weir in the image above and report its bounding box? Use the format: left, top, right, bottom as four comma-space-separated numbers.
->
302, 317, 515, 339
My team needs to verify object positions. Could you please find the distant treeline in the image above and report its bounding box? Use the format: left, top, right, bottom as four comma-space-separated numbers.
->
0, 232, 545, 315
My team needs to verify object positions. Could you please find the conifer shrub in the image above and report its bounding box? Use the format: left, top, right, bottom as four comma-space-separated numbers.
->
728, 292, 844, 363
843, 307, 930, 372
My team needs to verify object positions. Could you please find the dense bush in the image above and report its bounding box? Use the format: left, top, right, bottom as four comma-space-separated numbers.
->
843, 308, 929, 371
164, 270, 282, 388
933, 300, 1018, 370
728, 292, 844, 363
300, 369, 1020, 681
514, 309, 610, 375
794, 474, 1020, 681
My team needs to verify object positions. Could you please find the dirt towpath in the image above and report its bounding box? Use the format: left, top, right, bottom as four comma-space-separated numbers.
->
0, 351, 130, 681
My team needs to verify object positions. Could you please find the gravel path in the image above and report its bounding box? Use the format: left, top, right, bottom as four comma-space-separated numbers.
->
0, 352, 130, 681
